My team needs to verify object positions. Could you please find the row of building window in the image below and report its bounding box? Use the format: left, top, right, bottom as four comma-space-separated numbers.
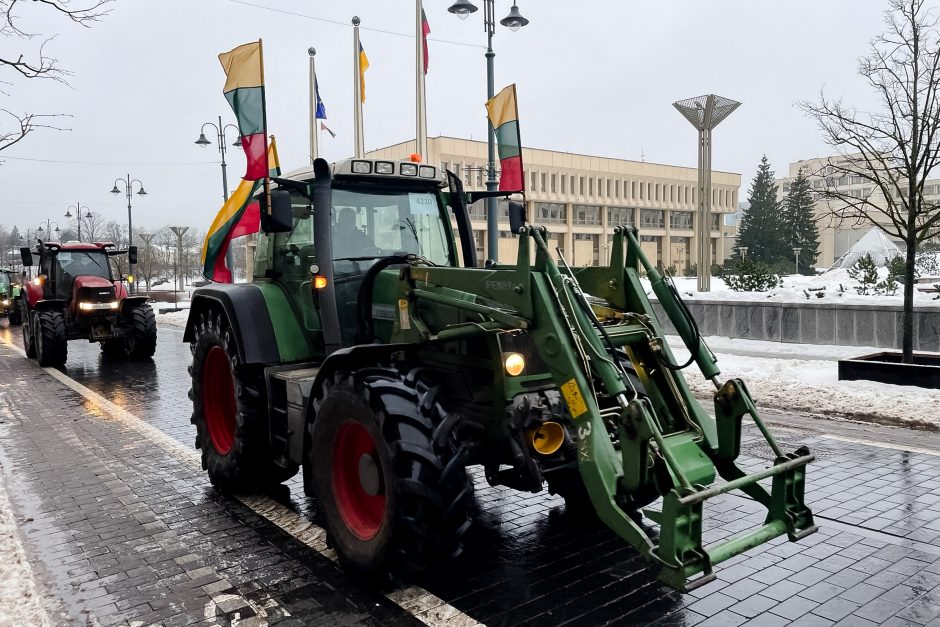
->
467, 202, 722, 230
439, 161, 736, 208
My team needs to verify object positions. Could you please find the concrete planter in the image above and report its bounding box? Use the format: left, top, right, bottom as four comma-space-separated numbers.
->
837, 352, 940, 389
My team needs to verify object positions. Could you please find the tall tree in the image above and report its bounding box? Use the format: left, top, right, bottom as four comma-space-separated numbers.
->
799, 0, 940, 362
736, 156, 786, 263
1, 0, 111, 150
782, 168, 820, 274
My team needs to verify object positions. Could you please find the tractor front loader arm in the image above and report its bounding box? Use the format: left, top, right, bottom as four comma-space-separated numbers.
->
521, 226, 816, 591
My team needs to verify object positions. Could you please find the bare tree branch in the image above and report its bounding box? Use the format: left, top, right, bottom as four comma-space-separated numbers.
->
0, 110, 69, 152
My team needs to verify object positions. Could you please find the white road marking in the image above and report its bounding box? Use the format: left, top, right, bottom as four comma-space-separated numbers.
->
0, 339, 483, 627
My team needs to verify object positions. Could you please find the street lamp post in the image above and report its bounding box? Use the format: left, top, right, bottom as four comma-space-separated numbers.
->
792, 247, 802, 275
674, 94, 742, 292
448, 0, 528, 264
36, 221, 61, 240
65, 203, 93, 242
736, 246, 749, 259
110, 174, 147, 294
138, 232, 155, 293
196, 116, 241, 278
169, 226, 189, 296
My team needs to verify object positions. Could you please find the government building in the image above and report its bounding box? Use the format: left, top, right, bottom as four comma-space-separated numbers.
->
367, 137, 741, 268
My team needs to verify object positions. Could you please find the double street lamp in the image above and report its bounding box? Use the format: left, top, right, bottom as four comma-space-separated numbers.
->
447, 0, 529, 263
110, 175, 147, 294
195, 116, 241, 276
64, 203, 93, 242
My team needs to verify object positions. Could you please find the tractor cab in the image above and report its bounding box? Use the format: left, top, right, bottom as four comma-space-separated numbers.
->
251, 157, 469, 351
35, 242, 124, 311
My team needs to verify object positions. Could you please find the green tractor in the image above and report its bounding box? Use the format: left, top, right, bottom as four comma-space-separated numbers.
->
0, 269, 23, 325
184, 157, 815, 591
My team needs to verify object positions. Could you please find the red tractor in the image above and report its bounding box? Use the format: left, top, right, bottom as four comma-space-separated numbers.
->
19, 241, 157, 367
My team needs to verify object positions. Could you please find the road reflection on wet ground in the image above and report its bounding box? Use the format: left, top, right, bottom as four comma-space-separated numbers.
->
4, 319, 940, 626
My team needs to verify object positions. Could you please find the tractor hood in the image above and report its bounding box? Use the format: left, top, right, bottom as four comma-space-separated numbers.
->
73, 275, 116, 304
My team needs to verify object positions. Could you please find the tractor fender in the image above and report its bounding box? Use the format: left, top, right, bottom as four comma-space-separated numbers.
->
307, 342, 414, 416
119, 296, 149, 314
183, 284, 281, 366
22, 282, 44, 308
33, 299, 67, 312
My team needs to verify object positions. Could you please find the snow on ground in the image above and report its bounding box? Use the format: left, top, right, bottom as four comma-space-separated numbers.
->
649, 268, 940, 306
157, 308, 190, 329
0, 447, 50, 625
669, 335, 940, 429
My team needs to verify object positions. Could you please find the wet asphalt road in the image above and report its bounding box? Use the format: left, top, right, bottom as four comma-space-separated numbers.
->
4, 319, 940, 626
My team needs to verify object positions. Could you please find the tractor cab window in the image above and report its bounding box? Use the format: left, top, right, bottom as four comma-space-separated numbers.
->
270, 194, 315, 281
54, 251, 112, 282
331, 187, 451, 276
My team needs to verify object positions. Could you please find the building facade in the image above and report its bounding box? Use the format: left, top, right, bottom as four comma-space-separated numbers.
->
775, 155, 940, 267
366, 137, 741, 268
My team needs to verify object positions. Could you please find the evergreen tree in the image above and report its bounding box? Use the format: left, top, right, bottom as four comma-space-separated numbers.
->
736, 156, 786, 264
782, 168, 820, 274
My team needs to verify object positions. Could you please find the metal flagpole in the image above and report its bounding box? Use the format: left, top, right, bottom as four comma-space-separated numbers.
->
416, 0, 428, 158
309, 47, 318, 164
352, 16, 365, 158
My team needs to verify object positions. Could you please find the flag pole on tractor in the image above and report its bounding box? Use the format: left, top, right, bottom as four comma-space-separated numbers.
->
485, 83, 524, 193
308, 47, 319, 164
352, 16, 367, 158
415, 1, 429, 158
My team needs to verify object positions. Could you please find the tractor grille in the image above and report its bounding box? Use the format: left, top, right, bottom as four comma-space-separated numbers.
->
500, 332, 550, 376
77, 285, 115, 303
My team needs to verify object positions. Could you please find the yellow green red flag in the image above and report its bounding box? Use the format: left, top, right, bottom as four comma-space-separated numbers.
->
219, 41, 268, 180
201, 137, 281, 282
485, 84, 524, 192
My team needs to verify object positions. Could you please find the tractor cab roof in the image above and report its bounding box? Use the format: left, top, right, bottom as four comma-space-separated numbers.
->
280, 158, 445, 188
40, 241, 114, 253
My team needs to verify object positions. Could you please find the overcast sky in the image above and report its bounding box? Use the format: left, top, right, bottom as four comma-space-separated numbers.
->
0, 0, 897, 234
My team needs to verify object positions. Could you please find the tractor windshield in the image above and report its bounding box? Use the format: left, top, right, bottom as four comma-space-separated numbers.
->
331, 187, 451, 275
0, 273, 9, 294
55, 251, 112, 282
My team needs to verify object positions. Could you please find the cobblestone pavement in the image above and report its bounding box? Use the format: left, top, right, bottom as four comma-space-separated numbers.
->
2, 322, 940, 626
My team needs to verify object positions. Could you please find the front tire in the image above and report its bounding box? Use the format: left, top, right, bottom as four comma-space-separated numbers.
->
8, 301, 21, 326
124, 304, 157, 359
22, 308, 36, 358
310, 368, 473, 581
189, 308, 296, 491
36, 310, 67, 367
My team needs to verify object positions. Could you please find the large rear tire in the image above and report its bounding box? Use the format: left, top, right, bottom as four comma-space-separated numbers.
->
124, 304, 157, 359
36, 310, 67, 367
189, 308, 297, 491
22, 308, 36, 358
310, 368, 473, 582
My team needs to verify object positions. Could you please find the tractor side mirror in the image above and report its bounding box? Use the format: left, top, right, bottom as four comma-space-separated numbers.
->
128, 245, 138, 265
508, 201, 527, 234
260, 189, 293, 233
20, 247, 33, 267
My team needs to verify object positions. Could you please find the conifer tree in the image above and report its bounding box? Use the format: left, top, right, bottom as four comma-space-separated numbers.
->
782, 168, 820, 274
736, 156, 786, 264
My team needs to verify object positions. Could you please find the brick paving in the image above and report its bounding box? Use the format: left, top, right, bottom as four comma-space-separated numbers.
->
3, 324, 940, 625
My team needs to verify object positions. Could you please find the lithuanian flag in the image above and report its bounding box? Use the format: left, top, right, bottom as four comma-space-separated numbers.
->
485, 84, 524, 192
201, 138, 281, 283
219, 41, 268, 180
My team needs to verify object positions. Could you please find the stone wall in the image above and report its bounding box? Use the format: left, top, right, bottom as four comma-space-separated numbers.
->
651, 299, 940, 351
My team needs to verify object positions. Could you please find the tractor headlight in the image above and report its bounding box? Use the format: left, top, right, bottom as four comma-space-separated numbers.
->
504, 352, 526, 377
79, 301, 119, 311
375, 161, 394, 174
352, 160, 372, 174
1, 299, 8, 306
400, 163, 418, 176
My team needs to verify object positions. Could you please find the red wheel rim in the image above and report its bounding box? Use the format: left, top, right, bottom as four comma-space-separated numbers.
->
332, 422, 385, 540
203, 345, 237, 455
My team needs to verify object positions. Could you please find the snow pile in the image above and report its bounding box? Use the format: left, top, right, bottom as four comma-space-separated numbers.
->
650, 270, 940, 306
669, 335, 940, 429
158, 309, 190, 329
0, 456, 50, 625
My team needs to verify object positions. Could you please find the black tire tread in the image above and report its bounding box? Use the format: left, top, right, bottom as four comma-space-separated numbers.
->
125, 304, 157, 359
36, 310, 67, 367
189, 308, 296, 491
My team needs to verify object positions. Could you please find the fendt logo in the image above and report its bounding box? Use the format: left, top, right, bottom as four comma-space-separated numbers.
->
484, 280, 514, 292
